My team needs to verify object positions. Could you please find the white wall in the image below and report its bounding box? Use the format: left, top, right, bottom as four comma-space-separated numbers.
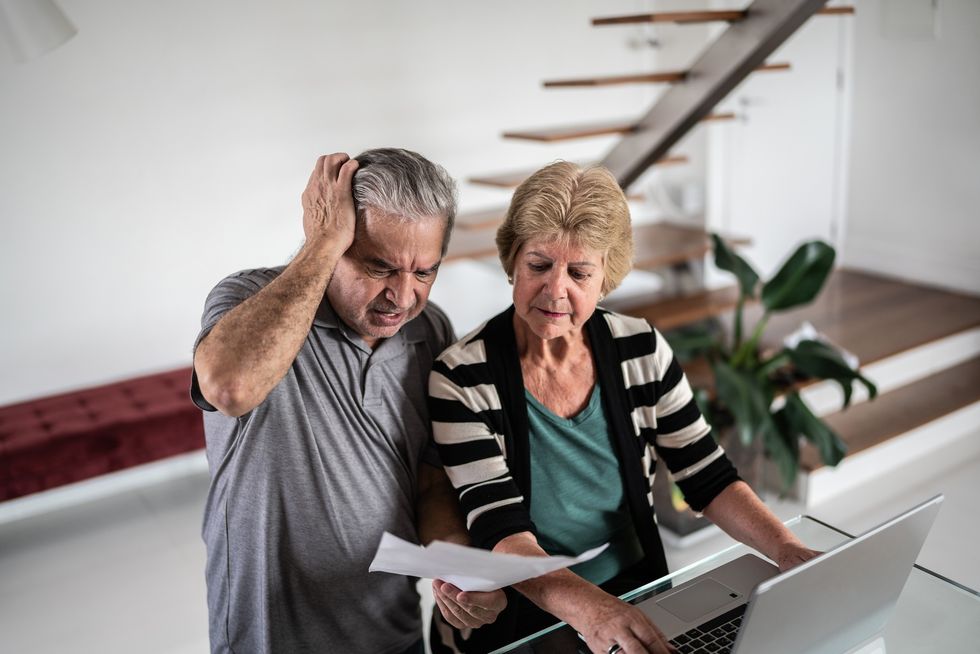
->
6, 1, 977, 406
705, 5, 854, 281
842, 0, 980, 294
705, 0, 979, 295
1, 0, 675, 405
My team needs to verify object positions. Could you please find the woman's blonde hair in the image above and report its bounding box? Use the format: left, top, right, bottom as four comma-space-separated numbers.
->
495, 161, 633, 296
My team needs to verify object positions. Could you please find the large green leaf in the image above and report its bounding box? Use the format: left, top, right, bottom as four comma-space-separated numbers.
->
761, 241, 835, 312
712, 360, 776, 447
783, 393, 847, 467
665, 324, 721, 361
712, 233, 760, 299
785, 339, 878, 408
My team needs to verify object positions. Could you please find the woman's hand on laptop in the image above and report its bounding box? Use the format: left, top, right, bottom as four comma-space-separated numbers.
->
774, 542, 821, 572
569, 585, 676, 654
432, 579, 507, 628
699, 481, 822, 574
491, 531, 676, 652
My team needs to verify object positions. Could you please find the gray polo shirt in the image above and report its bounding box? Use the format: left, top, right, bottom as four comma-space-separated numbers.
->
192, 267, 454, 654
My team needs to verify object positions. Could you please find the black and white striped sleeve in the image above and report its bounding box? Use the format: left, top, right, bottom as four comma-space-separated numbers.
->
428, 334, 534, 549
608, 313, 739, 511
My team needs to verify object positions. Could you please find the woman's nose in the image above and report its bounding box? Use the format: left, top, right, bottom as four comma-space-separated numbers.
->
542, 270, 568, 299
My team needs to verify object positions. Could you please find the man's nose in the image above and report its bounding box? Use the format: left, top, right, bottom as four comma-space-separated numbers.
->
386, 273, 414, 309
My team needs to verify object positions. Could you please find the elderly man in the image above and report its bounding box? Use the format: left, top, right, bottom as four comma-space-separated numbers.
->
192, 150, 503, 653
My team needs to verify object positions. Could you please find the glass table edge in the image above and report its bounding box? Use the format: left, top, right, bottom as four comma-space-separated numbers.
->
488, 514, 979, 652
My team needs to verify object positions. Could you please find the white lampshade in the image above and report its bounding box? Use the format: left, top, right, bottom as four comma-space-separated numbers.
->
0, 0, 76, 63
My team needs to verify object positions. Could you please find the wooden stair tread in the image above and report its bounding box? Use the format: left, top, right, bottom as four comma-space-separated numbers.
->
800, 355, 980, 471
455, 207, 507, 231
468, 155, 687, 189
543, 62, 789, 89
611, 285, 742, 332
503, 113, 736, 143
445, 221, 743, 271
633, 222, 748, 271
504, 119, 635, 142
444, 226, 499, 262
592, 7, 854, 26
675, 269, 980, 394
593, 10, 748, 26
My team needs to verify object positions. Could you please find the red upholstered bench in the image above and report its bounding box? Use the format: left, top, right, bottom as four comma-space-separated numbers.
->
0, 367, 205, 501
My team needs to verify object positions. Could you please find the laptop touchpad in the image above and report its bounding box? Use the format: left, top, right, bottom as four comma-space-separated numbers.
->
656, 578, 741, 623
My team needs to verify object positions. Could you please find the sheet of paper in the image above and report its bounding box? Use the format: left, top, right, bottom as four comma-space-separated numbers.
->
369, 531, 608, 592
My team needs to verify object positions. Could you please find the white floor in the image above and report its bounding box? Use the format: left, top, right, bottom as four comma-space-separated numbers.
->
2, 449, 978, 654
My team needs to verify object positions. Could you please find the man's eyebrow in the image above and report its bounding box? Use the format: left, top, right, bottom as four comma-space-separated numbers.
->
367, 257, 397, 270
367, 257, 441, 274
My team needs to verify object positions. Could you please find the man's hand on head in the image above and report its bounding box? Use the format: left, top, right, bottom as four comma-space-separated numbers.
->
302, 153, 359, 256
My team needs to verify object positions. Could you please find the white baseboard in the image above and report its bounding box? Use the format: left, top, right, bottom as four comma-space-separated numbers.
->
0, 450, 209, 526
842, 240, 980, 297
805, 401, 980, 508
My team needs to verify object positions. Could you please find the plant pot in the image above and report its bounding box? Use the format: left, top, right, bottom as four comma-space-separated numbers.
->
722, 430, 766, 492
653, 430, 766, 539
652, 460, 710, 538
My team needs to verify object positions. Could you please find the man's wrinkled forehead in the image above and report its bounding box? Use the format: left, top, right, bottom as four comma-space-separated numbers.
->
350, 207, 445, 266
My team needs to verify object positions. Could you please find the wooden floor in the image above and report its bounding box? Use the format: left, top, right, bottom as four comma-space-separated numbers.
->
777, 270, 980, 465
801, 355, 980, 471
648, 268, 980, 470
754, 268, 980, 366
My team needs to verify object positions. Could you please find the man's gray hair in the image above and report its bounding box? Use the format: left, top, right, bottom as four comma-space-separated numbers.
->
352, 148, 458, 256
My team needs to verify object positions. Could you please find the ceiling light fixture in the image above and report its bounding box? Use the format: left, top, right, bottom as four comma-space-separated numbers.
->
0, 0, 77, 63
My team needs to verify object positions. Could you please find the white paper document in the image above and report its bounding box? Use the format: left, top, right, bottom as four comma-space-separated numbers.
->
369, 531, 608, 592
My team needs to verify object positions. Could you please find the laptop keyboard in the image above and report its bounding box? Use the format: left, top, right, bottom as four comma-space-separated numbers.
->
668, 604, 746, 653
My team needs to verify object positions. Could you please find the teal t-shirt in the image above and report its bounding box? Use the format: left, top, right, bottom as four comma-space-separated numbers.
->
526, 385, 644, 585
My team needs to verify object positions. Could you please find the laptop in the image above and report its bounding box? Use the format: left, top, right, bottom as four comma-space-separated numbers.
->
633, 494, 943, 654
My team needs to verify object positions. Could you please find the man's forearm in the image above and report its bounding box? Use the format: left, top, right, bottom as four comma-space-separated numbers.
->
195, 237, 342, 416
417, 463, 469, 545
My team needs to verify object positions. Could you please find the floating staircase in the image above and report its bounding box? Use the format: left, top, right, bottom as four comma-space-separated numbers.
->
458, 0, 842, 340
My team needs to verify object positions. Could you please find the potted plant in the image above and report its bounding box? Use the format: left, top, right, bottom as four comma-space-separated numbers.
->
655, 235, 878, 537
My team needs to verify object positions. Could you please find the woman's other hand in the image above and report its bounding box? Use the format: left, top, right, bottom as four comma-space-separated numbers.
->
774, 542, 822, 572
432, 580, 507, 629
570, 585, 675, 654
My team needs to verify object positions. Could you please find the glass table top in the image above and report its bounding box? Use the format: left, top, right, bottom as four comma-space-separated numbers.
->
491, 515, 980, 653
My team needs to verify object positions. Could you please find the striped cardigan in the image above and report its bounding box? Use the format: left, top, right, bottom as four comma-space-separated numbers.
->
429, 306, 739, 575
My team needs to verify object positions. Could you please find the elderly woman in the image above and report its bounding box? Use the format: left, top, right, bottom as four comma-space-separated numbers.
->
428, 162, 817, 654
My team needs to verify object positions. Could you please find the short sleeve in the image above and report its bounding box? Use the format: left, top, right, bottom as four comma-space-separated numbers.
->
190, 268, 283, 411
